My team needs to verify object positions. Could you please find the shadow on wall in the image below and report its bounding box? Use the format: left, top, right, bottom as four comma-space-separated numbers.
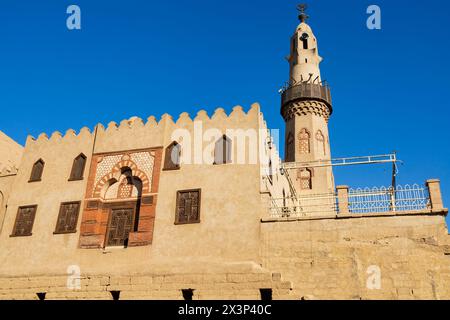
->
0, 191, 4, 233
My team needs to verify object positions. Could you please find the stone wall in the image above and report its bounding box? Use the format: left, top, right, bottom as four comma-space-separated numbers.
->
0, 130, 23, 174
0, 104, 274, 277
261, 211, 450, 300
0, 267, 292, 300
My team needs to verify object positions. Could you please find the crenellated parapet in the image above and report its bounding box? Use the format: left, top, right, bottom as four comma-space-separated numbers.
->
25, 126, 94, 148
25, 104, 261, 149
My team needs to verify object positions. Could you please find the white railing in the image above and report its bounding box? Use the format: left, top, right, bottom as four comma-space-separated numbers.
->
347, 184, 430, 214
269, 193, 338, 218
268, 184, 430, 218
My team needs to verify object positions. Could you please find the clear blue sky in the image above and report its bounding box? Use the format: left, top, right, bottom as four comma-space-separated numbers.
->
1, 1, 449, 224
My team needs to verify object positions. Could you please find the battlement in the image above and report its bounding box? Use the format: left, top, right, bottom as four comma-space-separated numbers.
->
25, 104, 262, 147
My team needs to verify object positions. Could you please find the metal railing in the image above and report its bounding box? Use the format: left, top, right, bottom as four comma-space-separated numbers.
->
269, 192, 338, 218
347, 184, 430, 214
281, 82, 332, 108
268, 184, 430, 218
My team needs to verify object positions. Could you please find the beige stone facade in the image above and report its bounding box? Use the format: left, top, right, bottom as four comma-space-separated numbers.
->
0, 9, 448, 300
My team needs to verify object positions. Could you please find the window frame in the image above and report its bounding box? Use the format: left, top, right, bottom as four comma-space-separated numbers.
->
10, 205, 38, 237
298, 128, 311, 155
299, 168, 313, 190
163, 141, 181, 171
213, 135, 232, 165
105, 206, 136, 248
68, 153, 87, 181
268, 159, 273, 185
29, 159, 45, 183
174, 189, 201, 225
53, 201, 81, 234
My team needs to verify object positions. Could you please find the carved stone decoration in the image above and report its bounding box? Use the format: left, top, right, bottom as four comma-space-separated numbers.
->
118, 179, 133, 199
316, 130, 326, 155
79, 148, 163, 249
298, 168, 312, 190
298, 128, 310, 154
281, 100, 331, 123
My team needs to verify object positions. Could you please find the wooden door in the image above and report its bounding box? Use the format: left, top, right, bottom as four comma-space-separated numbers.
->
106, 208, 134, 247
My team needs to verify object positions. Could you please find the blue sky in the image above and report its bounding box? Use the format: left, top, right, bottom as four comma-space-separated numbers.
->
0, 1, 449, 224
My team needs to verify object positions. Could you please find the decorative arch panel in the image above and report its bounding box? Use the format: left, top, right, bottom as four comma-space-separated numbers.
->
79, 148, 163, 249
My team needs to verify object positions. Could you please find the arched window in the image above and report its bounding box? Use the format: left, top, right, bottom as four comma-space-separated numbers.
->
291, 36, 298, 66
214, 135, 232, 165
300, 33, 309, 49
69, 153, 87, 181
29, 159, 44, 182
298, 168, 312, 190
286, 132, 294, 161
298, 129, 310, 154
316, 130, 326, 156
268, 159, 273, 184
163, 141, 181, 170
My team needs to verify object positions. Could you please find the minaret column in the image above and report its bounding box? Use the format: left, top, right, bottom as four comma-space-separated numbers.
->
281, 4, 334, 196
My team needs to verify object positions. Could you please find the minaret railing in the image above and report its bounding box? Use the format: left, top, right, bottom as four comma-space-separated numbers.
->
281, 82, 332, 108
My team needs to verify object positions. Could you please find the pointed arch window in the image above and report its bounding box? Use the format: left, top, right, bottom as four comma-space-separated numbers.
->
286, 132, 294, 161
300, 33, 309, 49
29, 159, 44, 182
298, 168, 312, 190
268, 159, 273, 184
69, 154, 87, 181
291, 36, 298, 66
214, 135, 232, 165
164, 142, 181, 170
298, 129, 310, 154
316, 130, 326, 156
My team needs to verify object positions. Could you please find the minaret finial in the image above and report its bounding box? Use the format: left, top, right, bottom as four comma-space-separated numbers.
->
297, 3, 309, 23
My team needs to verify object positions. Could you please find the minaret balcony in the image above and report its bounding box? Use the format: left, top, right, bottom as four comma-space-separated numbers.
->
281, 82, 332, 110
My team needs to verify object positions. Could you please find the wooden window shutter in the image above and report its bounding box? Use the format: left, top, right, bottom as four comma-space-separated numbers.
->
214, 135, 232, 165
69, 154, 87, 181
11, 205, 37, 237
29, 159, 44, 182
175, 189, 201, 224
163, 142, 181, 170
54, 202, 81, 234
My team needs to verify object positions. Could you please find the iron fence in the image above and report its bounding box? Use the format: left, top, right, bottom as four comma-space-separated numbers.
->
347, 184, 430, 214
268, 184, 430, 218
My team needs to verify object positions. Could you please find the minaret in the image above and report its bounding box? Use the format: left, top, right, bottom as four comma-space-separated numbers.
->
281, 4, 334, 196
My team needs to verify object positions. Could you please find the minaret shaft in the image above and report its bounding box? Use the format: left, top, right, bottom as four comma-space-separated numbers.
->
282, 8, 335, 197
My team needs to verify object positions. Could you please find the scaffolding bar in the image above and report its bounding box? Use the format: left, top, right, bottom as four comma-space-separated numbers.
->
281, 153, 398, 170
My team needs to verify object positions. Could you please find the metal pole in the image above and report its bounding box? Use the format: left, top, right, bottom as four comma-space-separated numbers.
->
390, 152, 397, 212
